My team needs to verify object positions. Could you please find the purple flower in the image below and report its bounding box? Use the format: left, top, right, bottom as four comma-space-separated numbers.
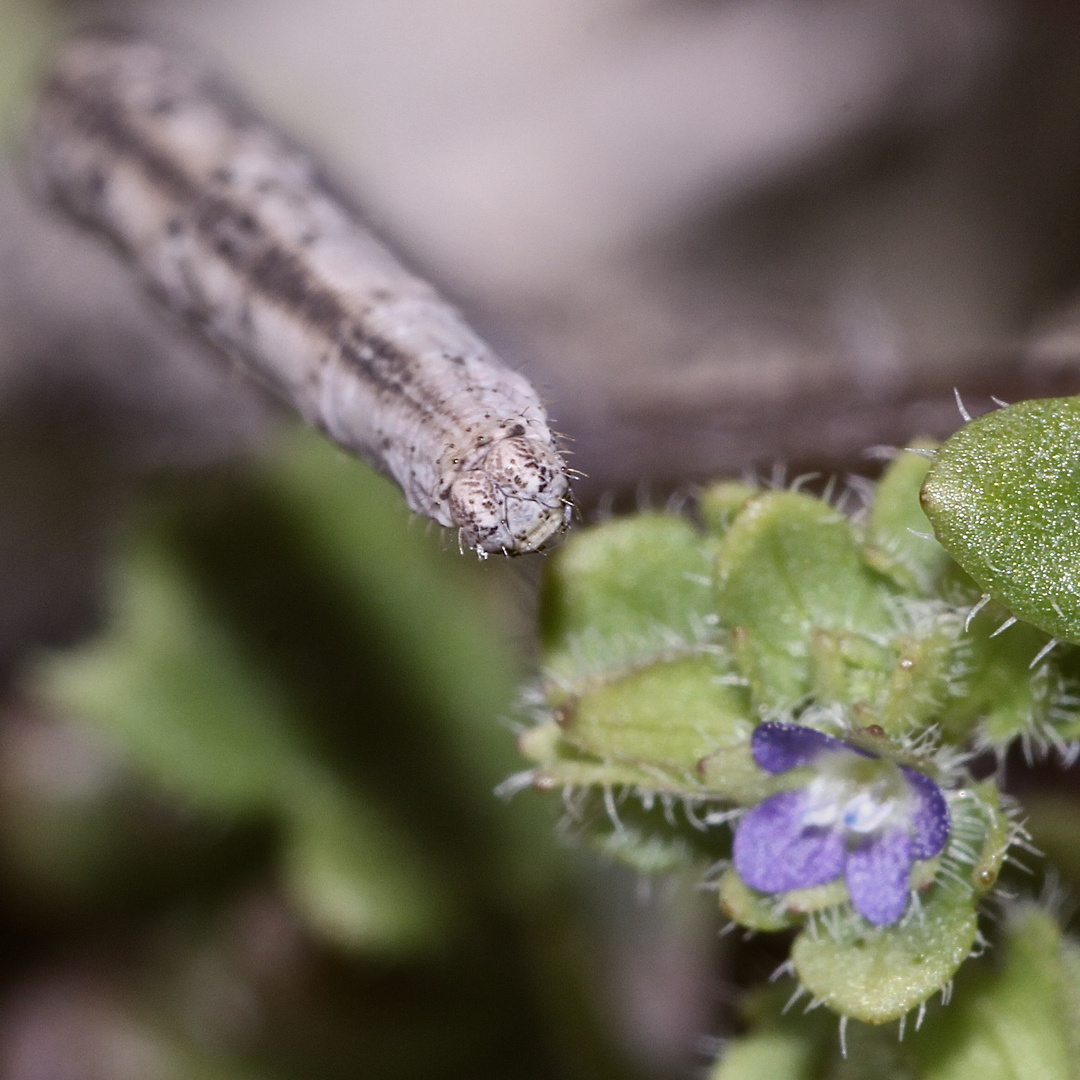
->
732, 722, 950, 926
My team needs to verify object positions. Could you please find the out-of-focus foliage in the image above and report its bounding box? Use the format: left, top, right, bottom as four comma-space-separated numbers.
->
4, 428, 640, 1080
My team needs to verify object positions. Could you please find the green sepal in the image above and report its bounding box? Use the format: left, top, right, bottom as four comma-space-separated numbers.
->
519, 720, 762, 803
715, 491, 899, 708
876, 611, 965, 735
965, 782, 1015, 894
921, 396, 1080, 644
719, 868, 850, 932
790, 882, 977, 1025
517, 721, 696, 793
696, 742, 798, 806
719, 868, 800, 931
518, 716, 781, 810
807, 629, 895, 713
805, 605, 966, 737
864, 443, 951, 594
713, 911, 1080, 1080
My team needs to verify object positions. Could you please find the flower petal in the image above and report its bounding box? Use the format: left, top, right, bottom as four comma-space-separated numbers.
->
733, 789, 846, 893
750, 722, 849, 773
845, 828, 913, 926
901, 766, 950, 859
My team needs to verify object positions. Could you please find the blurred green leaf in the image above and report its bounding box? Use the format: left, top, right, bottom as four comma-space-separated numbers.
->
260, 431, 559, 891
913, 908, 1080, 1080
710, 1029, 821, 1080
282, 781, 450, 953
265, 430, 525, 786
699, 481, 758, 538
36, 545, 299, 814
34, 540, 452, 955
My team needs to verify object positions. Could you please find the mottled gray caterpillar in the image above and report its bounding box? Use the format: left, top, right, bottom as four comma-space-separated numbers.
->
27, 31, 571, 555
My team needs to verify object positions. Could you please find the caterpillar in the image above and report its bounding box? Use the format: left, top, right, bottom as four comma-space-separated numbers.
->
27, 30, 572, 555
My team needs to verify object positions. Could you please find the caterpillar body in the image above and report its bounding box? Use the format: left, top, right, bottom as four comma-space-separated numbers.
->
28, 31, 571, 555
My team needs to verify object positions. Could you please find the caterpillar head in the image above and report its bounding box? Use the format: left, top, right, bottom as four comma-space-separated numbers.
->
448, 435, 571, 555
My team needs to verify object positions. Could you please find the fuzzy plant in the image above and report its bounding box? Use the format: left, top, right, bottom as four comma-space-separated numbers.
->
516, 417, 1080, 1050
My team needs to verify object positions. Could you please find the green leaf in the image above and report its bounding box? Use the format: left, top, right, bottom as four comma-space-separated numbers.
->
715, 492, 899, 707
921, 397, 1080, 644
539, 513, 717, 688
555, 653, 751, 771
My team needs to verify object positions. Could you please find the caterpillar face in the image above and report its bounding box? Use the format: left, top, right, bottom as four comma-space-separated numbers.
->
447, 435, 571, 555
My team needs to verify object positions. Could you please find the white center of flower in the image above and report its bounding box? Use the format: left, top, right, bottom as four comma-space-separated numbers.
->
798, 753, 910, 836
839, 788, 898, 833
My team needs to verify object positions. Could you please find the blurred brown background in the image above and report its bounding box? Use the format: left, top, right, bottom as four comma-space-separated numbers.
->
9, 0, 1080, 498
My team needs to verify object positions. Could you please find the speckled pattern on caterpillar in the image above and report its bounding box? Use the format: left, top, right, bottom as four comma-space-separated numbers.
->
27, 30, 572, 555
